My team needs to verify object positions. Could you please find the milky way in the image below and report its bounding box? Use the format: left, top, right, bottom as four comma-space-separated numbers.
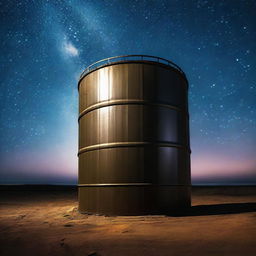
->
0, 0, 255, 184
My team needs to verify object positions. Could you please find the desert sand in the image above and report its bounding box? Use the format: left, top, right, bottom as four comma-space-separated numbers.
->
0, 185, 255, 256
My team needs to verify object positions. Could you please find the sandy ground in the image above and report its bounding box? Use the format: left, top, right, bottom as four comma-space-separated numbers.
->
0, 186, 255, 256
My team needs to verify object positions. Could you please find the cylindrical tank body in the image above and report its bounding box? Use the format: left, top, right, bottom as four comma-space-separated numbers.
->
78, 55, 191, 215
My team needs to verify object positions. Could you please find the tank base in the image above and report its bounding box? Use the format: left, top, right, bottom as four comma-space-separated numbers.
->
78, 185, 191, 216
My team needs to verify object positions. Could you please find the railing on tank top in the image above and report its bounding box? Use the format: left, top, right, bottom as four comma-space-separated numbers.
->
80, 55, 186, 79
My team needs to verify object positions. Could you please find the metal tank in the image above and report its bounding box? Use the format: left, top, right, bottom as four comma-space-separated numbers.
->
78, 55, 191, 215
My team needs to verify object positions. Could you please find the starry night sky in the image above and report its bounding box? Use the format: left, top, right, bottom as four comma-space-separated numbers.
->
0, 0, 255, 185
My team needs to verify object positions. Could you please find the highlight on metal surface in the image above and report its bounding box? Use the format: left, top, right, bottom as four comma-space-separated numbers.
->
79, 54, 187, 85
78, 55, 191, 215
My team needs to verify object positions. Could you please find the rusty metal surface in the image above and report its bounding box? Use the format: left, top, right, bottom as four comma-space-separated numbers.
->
78, 57, 190, 215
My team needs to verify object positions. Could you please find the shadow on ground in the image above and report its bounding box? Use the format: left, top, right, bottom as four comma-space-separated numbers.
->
171, 202, 256, 217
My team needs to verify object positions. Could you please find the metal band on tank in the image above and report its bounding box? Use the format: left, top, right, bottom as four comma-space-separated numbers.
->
78, 141, 190, 155
78, 183, 190, 187
78, 99, 188, 121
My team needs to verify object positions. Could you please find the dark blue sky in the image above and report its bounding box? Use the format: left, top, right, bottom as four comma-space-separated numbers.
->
0, 0, 255, 185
